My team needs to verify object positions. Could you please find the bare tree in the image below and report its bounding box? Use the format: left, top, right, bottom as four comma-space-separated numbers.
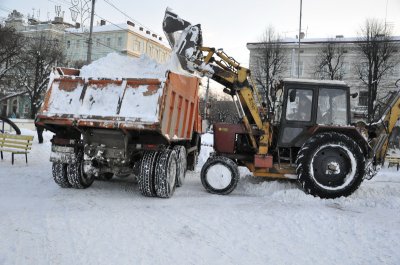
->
252, 27, 287, 110
14, 35, 65, 118
313, 40, 346, 80
355, 19, 399, 123
0, 26, 24, 84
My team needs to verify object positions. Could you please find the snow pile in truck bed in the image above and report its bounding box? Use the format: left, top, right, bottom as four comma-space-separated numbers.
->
79, 53, 168, 79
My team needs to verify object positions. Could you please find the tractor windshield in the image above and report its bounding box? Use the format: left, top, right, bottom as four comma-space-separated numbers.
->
317, 88, 348, 125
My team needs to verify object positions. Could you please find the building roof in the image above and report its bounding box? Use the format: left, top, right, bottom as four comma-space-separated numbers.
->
247, 35, 400, 48
66, 22, 170, 49
283, 78, 349, 87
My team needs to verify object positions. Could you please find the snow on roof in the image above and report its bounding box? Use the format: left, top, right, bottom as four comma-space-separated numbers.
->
283, 78, 349, 86
66, 22, 170, 49
247, 35, 400, 47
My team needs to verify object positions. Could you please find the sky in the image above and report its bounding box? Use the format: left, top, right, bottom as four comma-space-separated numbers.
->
0, 0, 399, 66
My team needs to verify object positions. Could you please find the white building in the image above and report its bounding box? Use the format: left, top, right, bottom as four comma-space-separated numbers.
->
65, 21, 171, 65
1, 10, 72, 119
247, 36, 400, 115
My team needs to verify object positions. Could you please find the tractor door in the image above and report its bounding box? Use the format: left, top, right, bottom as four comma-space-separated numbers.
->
277, 86, 316, 147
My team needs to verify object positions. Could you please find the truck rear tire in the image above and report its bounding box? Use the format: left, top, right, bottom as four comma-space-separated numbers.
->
173, 145, 187, 187
296, 132, 365, 199
154, 149, 177, 198
138, 151, 159, 197
67, 151, 95, 189
52, 162, 71, 188
200, 156, 239, 195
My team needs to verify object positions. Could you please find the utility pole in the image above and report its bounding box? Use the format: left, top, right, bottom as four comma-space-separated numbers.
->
297, 0, 303, 78
87, 0, 95, 64
203, 78, 210, 130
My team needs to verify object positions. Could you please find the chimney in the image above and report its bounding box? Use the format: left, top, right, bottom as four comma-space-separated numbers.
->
100, 19, 106, 26
54, 16, 63, 23
75, 22, 80, 29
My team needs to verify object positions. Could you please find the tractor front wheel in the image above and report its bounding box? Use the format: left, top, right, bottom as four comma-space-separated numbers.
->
200, 156, 239, 195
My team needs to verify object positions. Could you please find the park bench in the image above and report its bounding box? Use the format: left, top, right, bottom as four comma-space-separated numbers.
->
0, 134, 34, 165
386, 155, 400, 171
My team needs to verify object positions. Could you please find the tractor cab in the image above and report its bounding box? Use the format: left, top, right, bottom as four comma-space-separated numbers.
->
276, 78, 351, 148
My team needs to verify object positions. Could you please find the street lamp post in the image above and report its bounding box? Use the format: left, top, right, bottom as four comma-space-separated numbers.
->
297, 0, 303, 78
87, 0, 95, 64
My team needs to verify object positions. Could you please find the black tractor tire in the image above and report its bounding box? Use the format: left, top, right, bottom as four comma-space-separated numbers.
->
296, 132, 365, 199
200, 156, 239, 195
67, 151, 95, 189
52, 162, 71, 188
138, 151, 159, 197
154, 149, 178, 198
173, 145, 187, 187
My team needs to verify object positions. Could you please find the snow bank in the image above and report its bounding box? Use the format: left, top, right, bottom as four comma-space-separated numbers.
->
1, 130, 400, 265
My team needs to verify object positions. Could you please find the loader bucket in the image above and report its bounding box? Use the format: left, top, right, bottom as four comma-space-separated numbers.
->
162, 8, 203, 73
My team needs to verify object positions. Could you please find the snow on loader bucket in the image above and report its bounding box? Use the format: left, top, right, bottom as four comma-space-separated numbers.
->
36, 67, 202, 198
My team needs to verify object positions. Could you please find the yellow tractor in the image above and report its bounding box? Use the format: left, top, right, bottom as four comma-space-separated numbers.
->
163, 9, 400, 198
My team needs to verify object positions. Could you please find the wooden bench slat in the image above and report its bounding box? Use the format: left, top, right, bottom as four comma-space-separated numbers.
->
0, 144, 32, 150
0, 139, 33, 146
0, 149, 28, 154
0, 134, 34, 141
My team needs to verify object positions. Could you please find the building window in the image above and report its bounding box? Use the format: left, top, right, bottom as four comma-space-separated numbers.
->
359, 91, 368, 106
23, 103, 29, 116
76, 40, 80, 48
106, 38, 111, 47
67, 40, 70, 48
134, 40, 140, 51
293, 61, 304, 77
96, 38, 100, 47
118, 37, 122, 47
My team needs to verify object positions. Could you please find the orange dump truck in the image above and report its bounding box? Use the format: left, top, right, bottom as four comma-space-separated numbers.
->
36, 67, 202, 198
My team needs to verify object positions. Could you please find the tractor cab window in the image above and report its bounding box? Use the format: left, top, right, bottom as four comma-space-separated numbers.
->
317, 88, 348, 125
286, 89, 313, 122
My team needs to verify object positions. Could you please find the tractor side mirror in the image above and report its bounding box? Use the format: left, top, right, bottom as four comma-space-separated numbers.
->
289, 89, 297, 102
351, 92, 359, 99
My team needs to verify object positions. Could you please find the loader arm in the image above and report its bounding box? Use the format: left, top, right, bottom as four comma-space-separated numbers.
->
368, 88, 400, 164
163, 9, 272, 155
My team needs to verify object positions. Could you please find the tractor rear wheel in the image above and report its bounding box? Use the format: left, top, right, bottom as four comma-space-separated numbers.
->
200, 156, 239, 195
296, 132, 365, 199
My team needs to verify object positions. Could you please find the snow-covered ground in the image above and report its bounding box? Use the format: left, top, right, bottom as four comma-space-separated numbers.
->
1, 130, 400, 265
